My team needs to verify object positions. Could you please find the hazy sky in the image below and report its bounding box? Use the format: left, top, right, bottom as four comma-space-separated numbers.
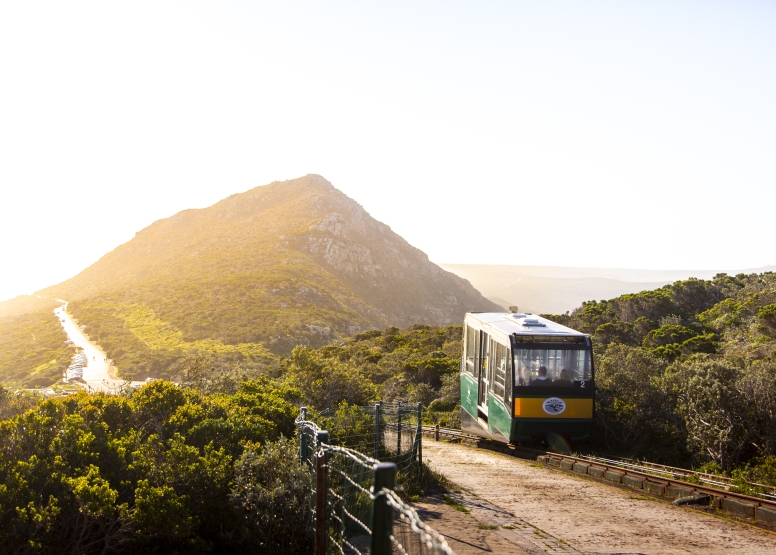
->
1, 1, 774, 302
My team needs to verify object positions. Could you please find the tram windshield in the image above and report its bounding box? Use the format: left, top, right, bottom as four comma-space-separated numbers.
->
514, 348, 592, 387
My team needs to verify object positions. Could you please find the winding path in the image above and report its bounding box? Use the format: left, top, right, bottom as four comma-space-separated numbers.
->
54, 301, 144, 394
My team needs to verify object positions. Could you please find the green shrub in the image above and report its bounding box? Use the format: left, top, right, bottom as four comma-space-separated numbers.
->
230, 437, 313, 554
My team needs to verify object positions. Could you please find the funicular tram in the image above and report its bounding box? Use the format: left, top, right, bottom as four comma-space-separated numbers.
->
460, 310, 594, 444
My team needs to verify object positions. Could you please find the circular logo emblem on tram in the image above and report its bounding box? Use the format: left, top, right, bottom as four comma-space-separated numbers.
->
542, 397, 566, 415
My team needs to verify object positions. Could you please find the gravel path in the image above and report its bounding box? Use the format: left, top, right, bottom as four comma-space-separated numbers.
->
423, 439, 776, 554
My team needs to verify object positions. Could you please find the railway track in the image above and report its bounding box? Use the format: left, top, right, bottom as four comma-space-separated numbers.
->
422, 425, 776, 524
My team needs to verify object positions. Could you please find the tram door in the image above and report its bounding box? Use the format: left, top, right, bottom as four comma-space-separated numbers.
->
477, 331, 490, 414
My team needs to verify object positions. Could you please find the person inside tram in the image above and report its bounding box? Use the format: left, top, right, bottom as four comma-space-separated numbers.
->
554, 368, 573, 387
518, 365, 529, 386
530, 365, 551, 386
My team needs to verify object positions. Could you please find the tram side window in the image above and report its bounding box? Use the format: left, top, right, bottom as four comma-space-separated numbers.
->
464, 325, 476, 375
513, 348, 592, 386
490, 340, 507, 398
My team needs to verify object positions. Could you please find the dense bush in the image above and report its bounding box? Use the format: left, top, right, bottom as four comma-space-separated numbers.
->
553, 272, 776, 471
0, 379, 308, 554
230, 437, 313, 553
279, 325, 462, 423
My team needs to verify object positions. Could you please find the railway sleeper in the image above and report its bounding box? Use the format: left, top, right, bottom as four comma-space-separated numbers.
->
758, 506, 776, 523
623, 475, 643, 489
573, 462, 589, 474
667, 485, 695, 499
721, 498, 756, 519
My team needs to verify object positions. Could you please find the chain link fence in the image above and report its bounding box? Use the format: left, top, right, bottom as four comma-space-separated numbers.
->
297, 406, 455, 555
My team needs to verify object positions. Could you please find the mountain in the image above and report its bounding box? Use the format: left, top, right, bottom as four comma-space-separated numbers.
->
0, 295, 59, 319
34, 175, 498, 377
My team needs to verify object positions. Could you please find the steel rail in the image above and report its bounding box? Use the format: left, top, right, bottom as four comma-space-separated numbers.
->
421, 425, 776, 517
579, 454, 776, 501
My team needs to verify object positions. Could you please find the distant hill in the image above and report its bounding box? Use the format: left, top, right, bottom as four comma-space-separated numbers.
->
0, 295, 59, 319
439, 264, 774, 314
32, 175, 498, 377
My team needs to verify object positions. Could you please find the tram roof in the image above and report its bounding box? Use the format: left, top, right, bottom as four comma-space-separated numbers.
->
465, 312, 587, 337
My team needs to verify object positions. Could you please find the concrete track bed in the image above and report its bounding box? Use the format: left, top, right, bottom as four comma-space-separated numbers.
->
424, 439, 776, 554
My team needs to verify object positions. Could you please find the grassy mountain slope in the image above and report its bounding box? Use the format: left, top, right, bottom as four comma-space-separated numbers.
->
33, 175, 498, 378
0, 309, 73, 387
0, 295, 60, 319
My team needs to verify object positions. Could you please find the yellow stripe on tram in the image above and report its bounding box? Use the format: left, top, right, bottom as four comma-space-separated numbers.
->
514, 398, 593, 418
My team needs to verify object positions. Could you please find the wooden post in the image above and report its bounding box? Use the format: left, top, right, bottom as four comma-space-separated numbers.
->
435, 423, 440, 442
370, 463, 397, 555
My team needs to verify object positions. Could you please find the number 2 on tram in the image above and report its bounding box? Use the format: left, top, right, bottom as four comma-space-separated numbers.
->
460, 311, 594, 444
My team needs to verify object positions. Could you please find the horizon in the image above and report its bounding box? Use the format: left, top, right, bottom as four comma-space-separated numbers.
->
1, 1, 774, 302
1, 172, 774, 304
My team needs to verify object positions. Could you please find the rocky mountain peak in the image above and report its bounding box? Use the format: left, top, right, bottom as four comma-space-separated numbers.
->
38, 175, 500, 356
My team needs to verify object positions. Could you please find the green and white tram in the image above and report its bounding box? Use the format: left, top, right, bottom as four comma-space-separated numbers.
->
460, 311, 594, 444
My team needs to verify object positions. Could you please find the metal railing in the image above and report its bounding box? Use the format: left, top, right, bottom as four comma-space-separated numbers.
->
297, 405, 455, 555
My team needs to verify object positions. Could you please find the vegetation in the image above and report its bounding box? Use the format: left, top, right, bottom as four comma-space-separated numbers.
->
544, 272, 776, 479
281, 324, 463, 427
67, 300, 278, 381
0, 310, 73, 387
0, 379, 310, 554
150, 323, 464, 426
66, 266, 376, 370
0, 296, 59, 319
4, 270, 776, 551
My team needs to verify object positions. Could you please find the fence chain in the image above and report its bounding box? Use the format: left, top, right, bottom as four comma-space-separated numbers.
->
296, 404, 456, 555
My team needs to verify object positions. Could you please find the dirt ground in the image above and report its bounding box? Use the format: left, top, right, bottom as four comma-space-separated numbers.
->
422, 439, 776, 554
411, 496, 532, 554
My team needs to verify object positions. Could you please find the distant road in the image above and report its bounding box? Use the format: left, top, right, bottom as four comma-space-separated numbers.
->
54, 300, 144, 394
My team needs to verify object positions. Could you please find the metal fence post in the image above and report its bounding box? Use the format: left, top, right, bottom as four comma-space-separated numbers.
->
416, 403, 423, 467
299, 407, 308, 465
397, 401, 402, 456
316, 430, 329, 448
370, 462, 397, 555
374, 403, 381, 459
300, 430, 307, 465
315, 450, 328, 555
